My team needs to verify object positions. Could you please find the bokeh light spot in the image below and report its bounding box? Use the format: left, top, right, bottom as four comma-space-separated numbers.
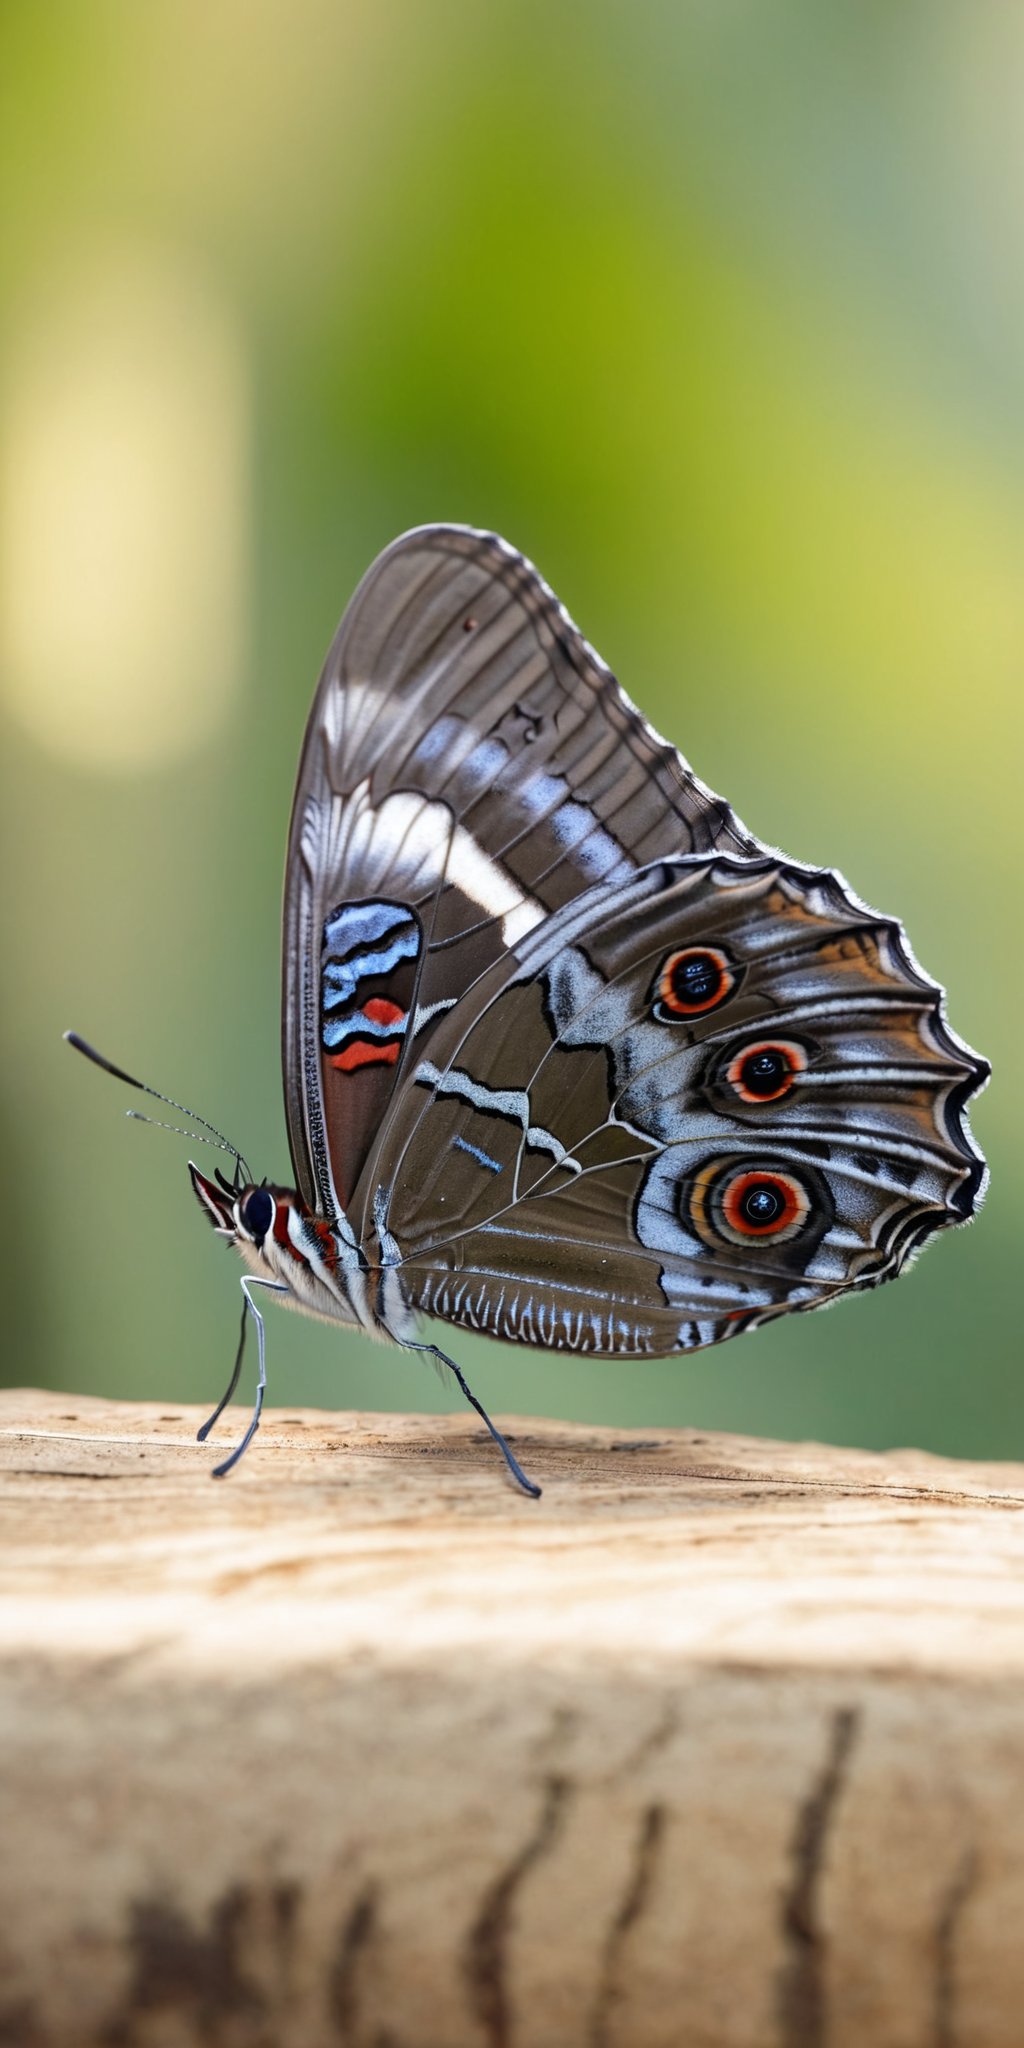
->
0, 248, 249, 772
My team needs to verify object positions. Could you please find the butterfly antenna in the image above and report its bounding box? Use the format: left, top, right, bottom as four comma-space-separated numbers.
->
124, 1109, 244, 1168
64, 1030, 252, 1184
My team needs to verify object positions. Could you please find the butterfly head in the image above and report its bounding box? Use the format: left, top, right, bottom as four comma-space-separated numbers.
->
188, 1162, 276, 1249
187, 1161, 350, 1323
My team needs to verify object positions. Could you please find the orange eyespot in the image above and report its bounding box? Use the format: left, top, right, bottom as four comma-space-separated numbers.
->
726, 1039, 807, 1104
657, 946, 734, 1016
688, 1159, 813, 1248
721, 1170, 809, 1239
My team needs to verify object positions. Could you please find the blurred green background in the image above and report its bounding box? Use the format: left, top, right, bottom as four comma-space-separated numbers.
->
1, 3, 1018, 1457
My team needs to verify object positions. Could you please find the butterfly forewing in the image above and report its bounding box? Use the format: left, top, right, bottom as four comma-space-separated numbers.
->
282, 524, 758, 1219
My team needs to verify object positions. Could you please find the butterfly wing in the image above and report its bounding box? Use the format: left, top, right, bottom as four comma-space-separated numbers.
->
362, 854, 988, 1354
282, 524, 758, 1218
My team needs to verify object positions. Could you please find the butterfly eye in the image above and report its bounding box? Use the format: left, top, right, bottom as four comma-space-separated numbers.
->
726, 1039, 806, 1104
656, 946, 734, 1017
240, 1187, 274, 1243
689, 1160, 814, 1248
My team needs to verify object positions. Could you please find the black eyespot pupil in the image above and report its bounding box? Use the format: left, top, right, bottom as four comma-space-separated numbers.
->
742, 1182, 783, 1224
673, 953, 719, 1004
242, 1188, 273, 1240
742, 1049, 787, 1095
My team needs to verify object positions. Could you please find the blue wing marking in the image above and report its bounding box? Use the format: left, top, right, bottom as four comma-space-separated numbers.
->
452, 1134, 503, 1174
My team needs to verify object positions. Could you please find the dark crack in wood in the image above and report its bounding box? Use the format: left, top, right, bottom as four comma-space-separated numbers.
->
102, 1885, 267, 2045
776, 1706, 858, 2048
590, 1803, 666, 2048
330, 1883, 378, 2044
464, 1775, 569, 2048
7, 1467, 127, 1481
934, 1847, 978, 2048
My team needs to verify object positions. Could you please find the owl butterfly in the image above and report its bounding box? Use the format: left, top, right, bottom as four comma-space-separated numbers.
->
69, 526, 988, 1494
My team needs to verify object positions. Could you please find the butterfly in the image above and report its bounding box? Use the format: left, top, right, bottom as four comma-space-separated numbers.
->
68, 524, 989, 1495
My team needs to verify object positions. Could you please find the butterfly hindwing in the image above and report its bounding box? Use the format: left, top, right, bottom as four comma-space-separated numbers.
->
362, 854, 987, 1355
282, 524, 757, 1218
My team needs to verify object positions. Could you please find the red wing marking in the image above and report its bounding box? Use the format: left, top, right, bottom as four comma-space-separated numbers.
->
329, 997, 405, 1073
363, 998, 405, 1028
330, 1038, 402, 1072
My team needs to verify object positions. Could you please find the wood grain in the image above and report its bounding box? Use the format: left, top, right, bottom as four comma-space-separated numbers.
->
2, 1387, 1024, 2047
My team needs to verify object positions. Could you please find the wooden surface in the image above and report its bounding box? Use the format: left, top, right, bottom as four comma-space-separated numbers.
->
3, 1389, 1024, 2048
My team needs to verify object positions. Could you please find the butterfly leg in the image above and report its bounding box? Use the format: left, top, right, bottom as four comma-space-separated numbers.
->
203, 1276, 288, 1479
196, 1293, 248, 1444
404, 1340, 542, 1499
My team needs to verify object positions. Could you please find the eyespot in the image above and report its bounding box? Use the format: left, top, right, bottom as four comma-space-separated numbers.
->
726, 1039, 807, 1104
689, 1161, 812, 1248
721, 1170, 808, 1238
656, 946, 734, 1017
240, 1187, 274, 1243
